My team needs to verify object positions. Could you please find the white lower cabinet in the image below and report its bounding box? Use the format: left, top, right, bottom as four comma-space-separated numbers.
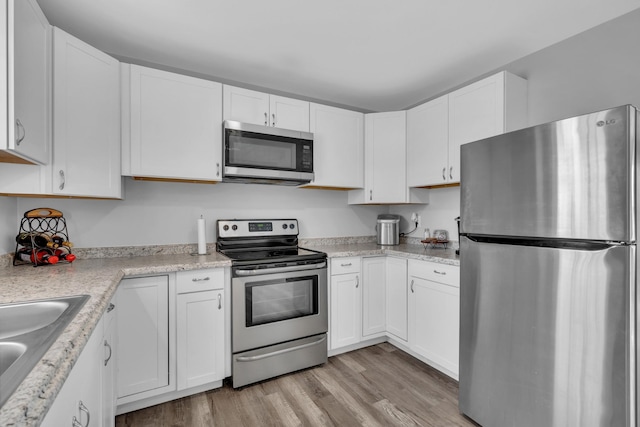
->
361, 257, 386, 338
176, 268, 225, 390
102, 299, 116, 427
385, 256, 408, 341
116, 275, 174, 405
329, 257, 361, 350
41, 317, 104, 427
115, 268, 227, 415
408, 259, 460, 378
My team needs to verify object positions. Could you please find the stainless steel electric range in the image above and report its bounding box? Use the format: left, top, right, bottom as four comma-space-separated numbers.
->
216, 219, 328, 388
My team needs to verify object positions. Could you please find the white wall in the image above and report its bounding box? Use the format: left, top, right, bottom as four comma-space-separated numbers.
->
391, 9, 640, 240
15, 179, 387, 248
0, 197, 17, 253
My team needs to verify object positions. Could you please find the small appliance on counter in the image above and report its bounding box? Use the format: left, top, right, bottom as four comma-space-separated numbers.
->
376, 214, 400, 245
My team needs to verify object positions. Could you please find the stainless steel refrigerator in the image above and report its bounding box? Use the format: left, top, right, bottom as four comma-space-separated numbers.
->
459, 105, 637, 427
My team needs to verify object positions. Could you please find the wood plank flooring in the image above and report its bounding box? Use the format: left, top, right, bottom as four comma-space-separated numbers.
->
115, 343, 478, 426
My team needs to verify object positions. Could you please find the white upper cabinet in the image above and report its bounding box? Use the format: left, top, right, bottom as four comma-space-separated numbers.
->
407, 95, 448, 187
305, 103, 363, 189
269, 95, 309, 131
1, 0, 50, 165
52, 27, 121, 198
348, 111, 427, 204
407, 71, 527, 187
223, 85, 309, 131
122, 64, 223, 182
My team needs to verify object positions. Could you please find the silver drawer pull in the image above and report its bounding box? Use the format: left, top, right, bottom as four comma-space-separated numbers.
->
410, 279, 415, 293
107, 302, 115, 312
340, 262, 352, 267
78, 400, 90, 427
218, 293, 222, 310
434, 270, 446, 275
236, 335, 326, 362
192, 277, 210, 282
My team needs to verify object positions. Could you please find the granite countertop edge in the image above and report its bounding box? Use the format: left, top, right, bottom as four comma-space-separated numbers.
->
0, 240, 457, 426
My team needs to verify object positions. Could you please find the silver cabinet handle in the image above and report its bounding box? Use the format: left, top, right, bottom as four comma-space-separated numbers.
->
434, 270, 447, 275
216, 162, 220, 177
272, 113, 276, 127
72, 417, 83, 427
340, 262, 352, 267
107, 302, 115, 312
104, 339, 112, 366
192, 276, 210, 282
236, 335, 326, 362
410, 279, 415, 293
59, 170, 65, 190
78, 400, 90, 427
442, 167, 446, 180
15, 119, 25, 145
449, 166, 453, 180
369, 190, 372, 201
355, 275, 359, 288
218, 293, 222, 310
264, 112, 268, 126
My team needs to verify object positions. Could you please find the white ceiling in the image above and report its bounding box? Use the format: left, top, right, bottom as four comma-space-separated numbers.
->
36, 0, 640, 112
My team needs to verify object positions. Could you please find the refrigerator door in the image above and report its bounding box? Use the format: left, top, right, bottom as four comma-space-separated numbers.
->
460, 105, 636, 242
459, 236, 634, 427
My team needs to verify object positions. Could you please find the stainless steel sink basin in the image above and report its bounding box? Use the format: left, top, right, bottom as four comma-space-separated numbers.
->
0, 300, 69, 340
0, 295, 89, 408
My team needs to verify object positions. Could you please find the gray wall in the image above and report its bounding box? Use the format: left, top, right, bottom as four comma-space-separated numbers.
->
391, 8, 640, 241
0, 197, 17, 254
3, 9, 640, 253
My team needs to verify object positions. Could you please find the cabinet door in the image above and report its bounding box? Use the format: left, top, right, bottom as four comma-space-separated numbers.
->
5, 0, 49, 164
52, 27, 121, 198
308, 103, 363, 189
407, 95, 449, 187
127, 65, 223, 181
102, 301, 116, 427
41, 318, 104, 427
361, 257, 386, 338
116, 276, 171, 399
386, 257, 408, 341
409, 276, 460, 377
448, 73, 506, 183
364, 111, 407, 203
223, 85, 269, 126
176, 290, 224, 390
330, 272, 361, 349
269, 95, 309, 131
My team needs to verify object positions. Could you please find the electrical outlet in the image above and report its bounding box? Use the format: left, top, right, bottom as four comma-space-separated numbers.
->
410, 212, 417, 222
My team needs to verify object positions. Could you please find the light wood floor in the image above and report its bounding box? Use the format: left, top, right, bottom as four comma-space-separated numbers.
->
115, 343, 478, 426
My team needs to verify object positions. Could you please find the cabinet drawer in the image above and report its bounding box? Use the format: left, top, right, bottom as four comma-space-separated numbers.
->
330, 257, 361, 275
176, 268, 224, 293
408, 260, 459, 287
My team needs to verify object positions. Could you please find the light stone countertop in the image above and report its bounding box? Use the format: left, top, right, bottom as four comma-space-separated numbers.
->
0, 240, 457, 426
0, 252, 231, 427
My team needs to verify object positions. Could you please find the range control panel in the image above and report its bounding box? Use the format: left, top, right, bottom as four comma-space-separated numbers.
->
217, 219, 298, 238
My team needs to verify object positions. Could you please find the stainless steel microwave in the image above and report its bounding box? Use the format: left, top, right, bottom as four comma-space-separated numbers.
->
222, 120, 314, 186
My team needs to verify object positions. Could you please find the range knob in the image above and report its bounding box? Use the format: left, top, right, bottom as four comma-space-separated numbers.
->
232, 225, 238, 231
223, 225, 229, 231
289, 223, 295, 229
282, 224, 288, 229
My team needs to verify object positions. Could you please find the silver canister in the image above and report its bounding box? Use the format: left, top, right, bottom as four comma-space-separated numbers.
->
376, 214, 400, 245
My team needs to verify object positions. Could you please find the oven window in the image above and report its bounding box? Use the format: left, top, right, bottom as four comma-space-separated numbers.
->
228, 134, 296, 170
246, 276, 318, 327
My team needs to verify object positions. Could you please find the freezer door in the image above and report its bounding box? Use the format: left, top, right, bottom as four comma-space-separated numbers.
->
460, 105, 636, 242
459, 236, 634, 427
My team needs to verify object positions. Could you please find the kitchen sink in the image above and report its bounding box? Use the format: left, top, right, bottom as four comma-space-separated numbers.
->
0, 295, 89, 408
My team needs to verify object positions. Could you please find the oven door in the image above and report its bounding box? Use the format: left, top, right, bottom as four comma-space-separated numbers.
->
232, 264, 327, 353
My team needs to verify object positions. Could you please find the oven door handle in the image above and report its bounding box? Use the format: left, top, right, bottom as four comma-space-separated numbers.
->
235, 335, 327, 362
234, 261, 327, 276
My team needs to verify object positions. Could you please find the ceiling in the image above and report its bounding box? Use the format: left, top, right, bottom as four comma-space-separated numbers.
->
36, 0, 640, 112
